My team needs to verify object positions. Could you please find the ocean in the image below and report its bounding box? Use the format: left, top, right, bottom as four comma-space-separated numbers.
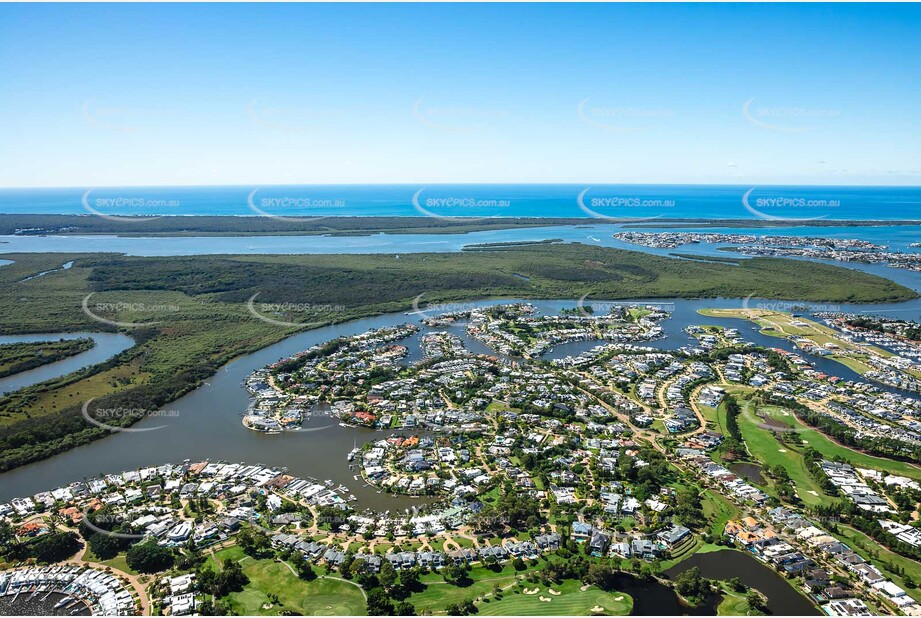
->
0, 184, 919, 221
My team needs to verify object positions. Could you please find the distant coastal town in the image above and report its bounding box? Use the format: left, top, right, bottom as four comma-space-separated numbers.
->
615, 232, 921, 272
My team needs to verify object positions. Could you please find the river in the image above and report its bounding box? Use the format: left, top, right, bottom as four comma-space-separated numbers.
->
0, 332, 134, 395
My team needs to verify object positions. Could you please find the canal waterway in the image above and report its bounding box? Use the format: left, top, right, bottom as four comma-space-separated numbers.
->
667, 549, 821, 615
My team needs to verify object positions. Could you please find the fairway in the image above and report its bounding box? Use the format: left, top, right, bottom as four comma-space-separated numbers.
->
410, 565, 520, 614
702, 490, 741, 538
733, 399, 832, 506
794, 424, 921, 481
206, 546, 366, 616
477, 579, 632, 616
743, 396, 921, 482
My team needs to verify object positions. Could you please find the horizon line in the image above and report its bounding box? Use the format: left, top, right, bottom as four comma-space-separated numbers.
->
1, 181, 921, 191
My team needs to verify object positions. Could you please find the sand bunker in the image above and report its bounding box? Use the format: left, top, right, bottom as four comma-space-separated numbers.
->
590, 606, 605, 613
549, 589, 561, 596
778, 448, 788, 452
614, 596, 624, 601
523, 587, 540, 595
539, 596, 552, 603
581, 585, 591, 592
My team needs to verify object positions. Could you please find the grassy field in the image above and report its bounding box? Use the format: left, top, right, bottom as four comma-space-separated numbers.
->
205, 545, 366, 615
793, 424, 921, 481
477, 578, 632, 616
697, 309, 895, 375
82, 547, 138, 575
697, 402, 720, 429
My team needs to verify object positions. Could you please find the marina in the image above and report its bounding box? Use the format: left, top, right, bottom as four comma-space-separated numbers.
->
0, 566, 135, 616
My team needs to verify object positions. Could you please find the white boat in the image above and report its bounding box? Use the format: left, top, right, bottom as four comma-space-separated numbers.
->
54, 596, 72, 609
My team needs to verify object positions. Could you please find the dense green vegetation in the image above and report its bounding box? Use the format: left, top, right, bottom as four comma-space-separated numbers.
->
1, 528, 81, 564
0, 244, 912, 472
0, 337, 94, 378
81, 244, 916, 307
0, 214, 587, 237
126, 540, 175, 573
1, 214, 913, 237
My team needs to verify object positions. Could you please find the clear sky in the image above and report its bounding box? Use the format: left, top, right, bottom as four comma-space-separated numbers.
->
0, 3, 919, 187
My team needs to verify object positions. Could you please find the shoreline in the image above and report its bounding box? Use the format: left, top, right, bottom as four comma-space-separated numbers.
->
0, 214, 918, 239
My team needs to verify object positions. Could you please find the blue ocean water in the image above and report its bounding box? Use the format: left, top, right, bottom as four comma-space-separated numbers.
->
0, 184, 919, 221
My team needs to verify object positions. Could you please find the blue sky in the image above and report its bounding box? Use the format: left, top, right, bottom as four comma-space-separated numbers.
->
0, 3, 919, 187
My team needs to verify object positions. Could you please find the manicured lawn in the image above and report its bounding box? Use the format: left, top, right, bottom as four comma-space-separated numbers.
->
205, 546, 366, 615
732, 399, 831, 506
477, 578, 632, 616
755, 404, 796, 428
658, 535, 702, 570
101, 553, 137, 575
411, 565, 520, 614
717, 589, 751, 616
794, 425, 921, 481
724, 385, 921, 482
702, 489, 741, 538
83, 548, 139, 575
698, 403, 719, 427
740, 395, 921, 481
